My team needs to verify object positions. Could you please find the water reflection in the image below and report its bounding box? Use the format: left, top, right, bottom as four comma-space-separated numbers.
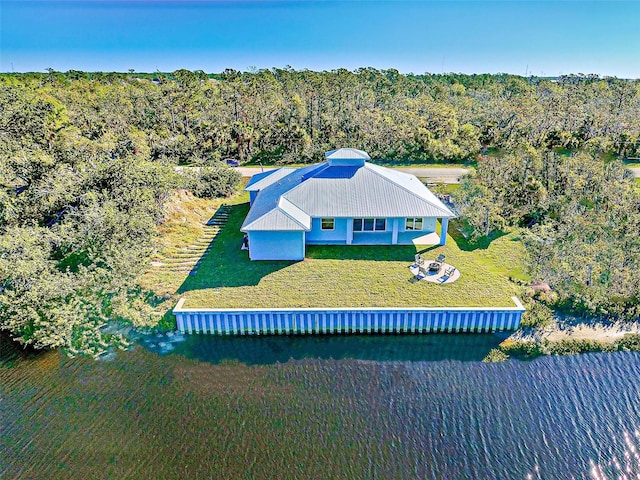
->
143, 332, 508, 365
4, 330, 640, 480
589, 430, 640, 480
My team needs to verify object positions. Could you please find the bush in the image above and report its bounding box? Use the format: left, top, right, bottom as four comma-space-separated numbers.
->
498, 339, 544, 359
543, 339, 607, 356
191, 165, 242, 198
482, 348, 509, 363
520, 302, 555, 329
617, 334, 640, 352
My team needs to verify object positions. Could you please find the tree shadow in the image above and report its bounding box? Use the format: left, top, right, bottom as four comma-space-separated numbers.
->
448, 220, 508, 251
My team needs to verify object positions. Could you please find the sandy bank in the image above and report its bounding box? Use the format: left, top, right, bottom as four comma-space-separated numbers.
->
512, 320, 640, 344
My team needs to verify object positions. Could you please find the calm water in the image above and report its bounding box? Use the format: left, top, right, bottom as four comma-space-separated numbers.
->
2, 332, 640, 479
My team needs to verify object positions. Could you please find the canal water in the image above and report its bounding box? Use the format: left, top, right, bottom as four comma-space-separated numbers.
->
2, 332, 640, 479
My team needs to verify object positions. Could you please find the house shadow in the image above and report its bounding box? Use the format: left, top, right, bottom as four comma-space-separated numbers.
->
176, 202, 293, 293
153, 332, 508, 365
306, 244, 420, 262
175, 202, 449, 294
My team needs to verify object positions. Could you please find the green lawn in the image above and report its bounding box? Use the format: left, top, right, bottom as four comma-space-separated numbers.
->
148, 195, 527, 310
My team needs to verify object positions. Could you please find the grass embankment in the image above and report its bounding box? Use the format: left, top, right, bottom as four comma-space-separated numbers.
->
139, 190, 234, 321
150, 190, 228, 261
142, 189, 526, 314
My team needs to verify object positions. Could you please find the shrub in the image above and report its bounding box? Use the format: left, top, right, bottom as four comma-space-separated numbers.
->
617, 334, 640, 352
543, 339, 605, 356
482, 348, 509, 363
520, 302, 555, 329
498, 339, 544, 358
191, 165, 242, 198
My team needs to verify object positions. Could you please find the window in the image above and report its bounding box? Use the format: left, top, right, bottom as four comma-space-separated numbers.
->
321, 218, 334, 230
353, 218, 386, 232
364, 218, 374, 231
405, 218, 423, 231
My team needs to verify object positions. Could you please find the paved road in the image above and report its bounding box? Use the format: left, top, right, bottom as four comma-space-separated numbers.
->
199, 166, 640, 184
394, 167, 469, 184
237, 166, 470, 183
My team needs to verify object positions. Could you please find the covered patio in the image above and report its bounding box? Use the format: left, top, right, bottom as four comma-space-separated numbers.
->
397, 231, 441, 246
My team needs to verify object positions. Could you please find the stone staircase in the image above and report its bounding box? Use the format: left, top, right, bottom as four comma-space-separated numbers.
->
150, 205, 231, 275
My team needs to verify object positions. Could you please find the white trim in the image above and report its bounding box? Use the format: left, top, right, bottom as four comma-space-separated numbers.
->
174, 297, 526, 314
320, 218, 335, 230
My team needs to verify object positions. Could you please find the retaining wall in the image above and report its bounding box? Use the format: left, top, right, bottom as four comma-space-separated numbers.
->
173, 297, 525, 335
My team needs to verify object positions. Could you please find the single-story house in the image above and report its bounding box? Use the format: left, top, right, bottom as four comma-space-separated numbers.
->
241, 148, 456, 260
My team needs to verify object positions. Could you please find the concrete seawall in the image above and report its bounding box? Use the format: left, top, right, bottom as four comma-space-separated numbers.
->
173, 297, 525, 335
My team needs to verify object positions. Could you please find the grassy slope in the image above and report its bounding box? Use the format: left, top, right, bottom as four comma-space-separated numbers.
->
141, 188, 526, 310
139, 190, 231, 297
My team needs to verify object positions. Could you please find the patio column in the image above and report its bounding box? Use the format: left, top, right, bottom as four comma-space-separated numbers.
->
346, 218, 353, 245
440, 217, 449, 246
391, 218, 398, 244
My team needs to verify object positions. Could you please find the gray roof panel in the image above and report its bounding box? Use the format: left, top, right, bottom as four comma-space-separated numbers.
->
284, 163, 455, 218
242, 208, 308, 231
325, 148, 371, 160
245, 168, 296, 191
241, 155, 455, 232
240, 163, 325, 231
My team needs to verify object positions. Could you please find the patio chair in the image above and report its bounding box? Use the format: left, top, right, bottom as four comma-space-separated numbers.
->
415, 253, 424, 266
409, 264, 425, 280
436, 254, 446, 264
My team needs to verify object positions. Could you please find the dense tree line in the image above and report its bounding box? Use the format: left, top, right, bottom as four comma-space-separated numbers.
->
0, 79, 240, 354
457, 150, 640, 317
1, 68, 639, 351
2, 69, 639, 165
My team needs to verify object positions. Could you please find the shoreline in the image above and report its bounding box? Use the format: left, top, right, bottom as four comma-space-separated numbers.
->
484, 318, 640, 362
513, 319, 640, 344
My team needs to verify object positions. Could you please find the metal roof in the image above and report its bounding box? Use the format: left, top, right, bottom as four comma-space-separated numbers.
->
241, 163, 322, 231
245, 168, 296, 191
242, 208, 308, 231
325, 148, 370, 160
241, 153, 455, 232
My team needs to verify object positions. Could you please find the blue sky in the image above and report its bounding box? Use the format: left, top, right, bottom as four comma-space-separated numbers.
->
2, 1, 639, 77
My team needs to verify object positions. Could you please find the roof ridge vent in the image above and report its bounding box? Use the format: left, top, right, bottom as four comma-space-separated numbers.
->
325, 148, 369, 166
